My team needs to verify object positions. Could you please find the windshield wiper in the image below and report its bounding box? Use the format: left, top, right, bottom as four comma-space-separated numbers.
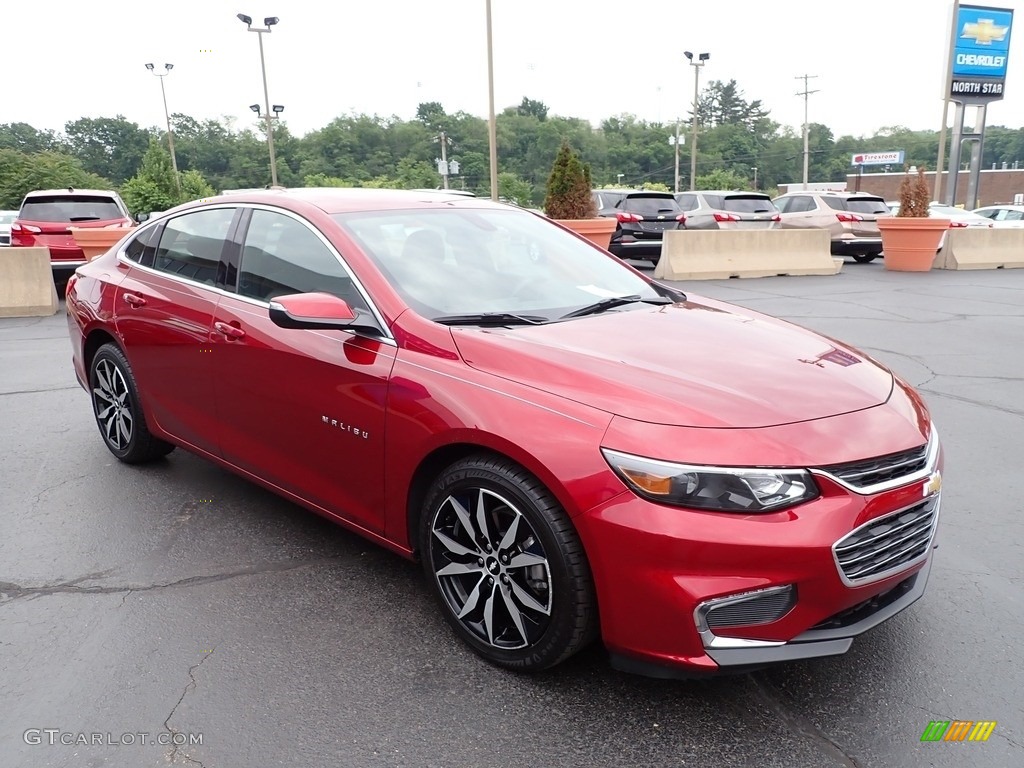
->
560, 295, 672, 319
433, 312, 549, 327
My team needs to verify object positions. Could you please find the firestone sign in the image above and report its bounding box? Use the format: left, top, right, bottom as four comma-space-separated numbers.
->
851, 151, 906, 167
949, 4, 1013, 100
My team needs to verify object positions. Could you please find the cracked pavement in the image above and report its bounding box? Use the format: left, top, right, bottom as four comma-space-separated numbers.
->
1, 264, 1021, 767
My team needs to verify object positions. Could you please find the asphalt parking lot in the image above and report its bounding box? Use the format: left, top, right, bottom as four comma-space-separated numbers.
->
1, 262, 1022, 768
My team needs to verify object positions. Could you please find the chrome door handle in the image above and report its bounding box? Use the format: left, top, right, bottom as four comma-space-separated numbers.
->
123, 293, 146, 307
214, 321, 246, 339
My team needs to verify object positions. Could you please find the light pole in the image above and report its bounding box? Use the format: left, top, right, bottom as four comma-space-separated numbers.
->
684, 51, 709, 191
485, 0, 499, 201
751, 166, 758, 190
238, 13, 281, 187
145, 63, 180, 193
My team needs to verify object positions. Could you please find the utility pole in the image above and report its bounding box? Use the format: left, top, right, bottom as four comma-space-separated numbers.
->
435, 131, 451, 189
751, 166, 758, 190
673, 120, 681, 193
796, 74, 819, 190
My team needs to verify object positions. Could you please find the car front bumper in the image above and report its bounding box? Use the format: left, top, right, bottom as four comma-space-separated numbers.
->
576, 471, 940, 677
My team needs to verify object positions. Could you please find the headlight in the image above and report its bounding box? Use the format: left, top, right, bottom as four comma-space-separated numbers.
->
602, 448, 819, 512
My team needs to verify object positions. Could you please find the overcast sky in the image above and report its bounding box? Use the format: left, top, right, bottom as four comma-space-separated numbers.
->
6, 0, 1024, 141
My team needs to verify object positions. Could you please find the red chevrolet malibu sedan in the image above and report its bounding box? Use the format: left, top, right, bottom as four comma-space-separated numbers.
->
65, 188, 941, 677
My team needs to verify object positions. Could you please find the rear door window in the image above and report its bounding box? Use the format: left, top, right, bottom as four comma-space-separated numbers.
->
153, 208, 237, 286
785, 196, 816, 213
19, 195, 124, 222
123, 225, 162, 267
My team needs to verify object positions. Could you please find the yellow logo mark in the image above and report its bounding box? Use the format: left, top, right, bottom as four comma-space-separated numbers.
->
961, 19, 1009, 45
923, 471, 942, 498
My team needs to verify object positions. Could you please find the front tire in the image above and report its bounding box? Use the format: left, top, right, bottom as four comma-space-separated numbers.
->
89, 343, 175, 464
420, 454, 597, 671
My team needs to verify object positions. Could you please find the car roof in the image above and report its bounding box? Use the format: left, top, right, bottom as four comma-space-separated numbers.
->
23, 188, 121, 198
687, 189, 771, 196
595, 188, 673, 195
776, 190, 880, 197
975, 203, 1024, 209
178, 187, 511, 215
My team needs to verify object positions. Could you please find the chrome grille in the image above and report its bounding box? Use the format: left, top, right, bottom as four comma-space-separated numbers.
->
833, 497, 938, 585
819, 443, 929, 491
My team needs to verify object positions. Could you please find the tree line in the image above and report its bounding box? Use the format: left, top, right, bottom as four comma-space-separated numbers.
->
3, 79, 1024, 212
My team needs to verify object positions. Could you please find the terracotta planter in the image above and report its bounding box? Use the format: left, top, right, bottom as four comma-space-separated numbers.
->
555, 217, 618, 250
70, 226, 137, 261
877, 218, 950, 272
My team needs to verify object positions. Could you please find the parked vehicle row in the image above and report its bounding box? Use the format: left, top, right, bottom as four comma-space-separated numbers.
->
590, 186, 1024, 265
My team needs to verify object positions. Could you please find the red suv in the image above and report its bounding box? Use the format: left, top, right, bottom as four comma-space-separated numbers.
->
11, 188, 133, 270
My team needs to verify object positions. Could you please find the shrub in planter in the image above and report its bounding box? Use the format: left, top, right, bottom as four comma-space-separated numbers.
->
544, 142, 597, 220
877, 165, 950, 271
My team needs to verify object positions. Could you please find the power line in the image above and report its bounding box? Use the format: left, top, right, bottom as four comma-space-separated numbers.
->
795, 74, 819, 190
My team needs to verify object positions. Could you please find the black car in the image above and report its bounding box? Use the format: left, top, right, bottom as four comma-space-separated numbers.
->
592, 189, 685, 264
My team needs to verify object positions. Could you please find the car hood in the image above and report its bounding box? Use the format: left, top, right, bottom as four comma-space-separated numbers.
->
451, 298, 894, 428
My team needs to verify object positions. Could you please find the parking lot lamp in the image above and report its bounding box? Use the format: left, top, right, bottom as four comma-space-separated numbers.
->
238, 13, 281, 187
145, 63, 180, 193
684, 51, 709, 191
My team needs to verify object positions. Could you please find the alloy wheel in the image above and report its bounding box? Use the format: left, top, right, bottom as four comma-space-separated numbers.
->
92, 358, 134, 450
430, 487, 553, 650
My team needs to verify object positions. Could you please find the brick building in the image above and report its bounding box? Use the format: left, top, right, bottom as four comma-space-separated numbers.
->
843, 169, 1024, 206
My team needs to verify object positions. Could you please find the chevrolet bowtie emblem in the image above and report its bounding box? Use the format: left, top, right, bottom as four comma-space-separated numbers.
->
923, 471, 942, 498
961, 18, 1009, 45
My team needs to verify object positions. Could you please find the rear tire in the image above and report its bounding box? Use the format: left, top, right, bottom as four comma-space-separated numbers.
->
853, 253, 879, 263
420, 454, 598, 672
89, 343, 175, 464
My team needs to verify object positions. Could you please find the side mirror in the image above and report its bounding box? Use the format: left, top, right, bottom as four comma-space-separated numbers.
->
269, 292, 384, 337
135, 213, 151, 223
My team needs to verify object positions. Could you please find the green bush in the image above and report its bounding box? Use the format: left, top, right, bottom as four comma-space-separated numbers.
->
544, 142, 596, 219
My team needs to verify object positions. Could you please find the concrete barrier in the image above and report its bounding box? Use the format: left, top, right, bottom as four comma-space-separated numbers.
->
0, 247, 59, 318
934, 228, 1024, 270
654, 229, 842, 280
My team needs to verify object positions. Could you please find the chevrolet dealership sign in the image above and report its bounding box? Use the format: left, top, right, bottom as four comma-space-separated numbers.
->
949, 4, 1013, 99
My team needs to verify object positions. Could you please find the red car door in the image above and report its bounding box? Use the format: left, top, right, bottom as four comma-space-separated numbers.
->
210, 208, 396, 534
114, 207, 240, 454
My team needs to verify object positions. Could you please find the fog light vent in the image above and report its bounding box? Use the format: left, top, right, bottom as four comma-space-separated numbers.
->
704, 585, 796, 629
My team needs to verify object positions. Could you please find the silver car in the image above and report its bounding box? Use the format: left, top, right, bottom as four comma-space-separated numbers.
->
972, 204, 1024, 228
673, 191, 780, 230
0, 210, 18, 246
775, 191, 891, 263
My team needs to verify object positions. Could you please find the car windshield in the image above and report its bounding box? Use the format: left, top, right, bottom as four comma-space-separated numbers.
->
0, 213, 16, 226
334, 207, 663, 321
822, 196, 889, 214
720, 195, 777, 213
19, 195, 123, 222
